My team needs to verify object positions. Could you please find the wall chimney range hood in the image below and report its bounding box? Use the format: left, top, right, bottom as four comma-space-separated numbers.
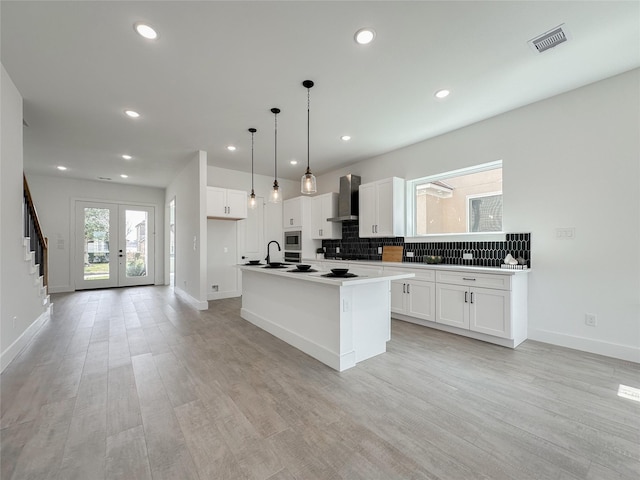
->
328, 174, 361, 222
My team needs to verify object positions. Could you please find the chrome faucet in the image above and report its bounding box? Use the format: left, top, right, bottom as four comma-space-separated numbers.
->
265, 240, 281, 264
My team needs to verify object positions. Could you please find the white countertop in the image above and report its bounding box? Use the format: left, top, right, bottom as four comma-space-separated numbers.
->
238, 264, 414, 286
305, 258, 530, 275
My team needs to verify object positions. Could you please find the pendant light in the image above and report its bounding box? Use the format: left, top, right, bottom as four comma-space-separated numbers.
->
248, 128, 257, 209
269, 108, 281, 204
301, 80, 317, 194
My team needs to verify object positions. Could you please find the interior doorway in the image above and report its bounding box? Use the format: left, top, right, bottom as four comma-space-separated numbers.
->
169, 197, 176, 287
75, 201, 155, 290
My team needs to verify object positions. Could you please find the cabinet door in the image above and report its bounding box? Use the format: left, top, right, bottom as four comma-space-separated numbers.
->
358, 183, 377, 238
374, 178, 394, 237
407, 280, 436, 321
470, 287, 511, 338
226, 189, 248, 219
283, 197, 302, 228
390, 280, 406, 314
436, 283, 469, 329
310, 196, 323, 239
206, 187, 227, 217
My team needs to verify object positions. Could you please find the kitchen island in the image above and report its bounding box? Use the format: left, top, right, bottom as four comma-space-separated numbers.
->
239, 265, 413, 371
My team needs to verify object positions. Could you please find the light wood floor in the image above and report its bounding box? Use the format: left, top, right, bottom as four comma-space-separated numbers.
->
1, 286, 638, 480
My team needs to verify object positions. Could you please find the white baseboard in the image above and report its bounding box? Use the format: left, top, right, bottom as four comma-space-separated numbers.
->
528, 328, 640, 363
1, 305, 51, 373
207, 290, 241, 301
48, 285, 73, 294
241, 307, 353, 371
174, 286, 208, 310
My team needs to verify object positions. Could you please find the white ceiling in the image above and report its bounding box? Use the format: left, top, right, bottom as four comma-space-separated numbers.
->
2, 1, 639, 188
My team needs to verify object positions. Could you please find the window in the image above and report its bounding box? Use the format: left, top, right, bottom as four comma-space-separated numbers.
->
408, 161, 503, 236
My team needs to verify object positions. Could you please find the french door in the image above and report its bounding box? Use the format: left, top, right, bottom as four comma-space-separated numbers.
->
75, 201, 155, 290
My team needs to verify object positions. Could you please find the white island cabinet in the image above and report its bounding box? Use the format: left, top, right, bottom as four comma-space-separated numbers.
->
239, 265, 413, 371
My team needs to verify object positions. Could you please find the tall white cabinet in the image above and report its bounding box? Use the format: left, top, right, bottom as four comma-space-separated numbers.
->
311, 193, 341, 239
359, 177, 405, 238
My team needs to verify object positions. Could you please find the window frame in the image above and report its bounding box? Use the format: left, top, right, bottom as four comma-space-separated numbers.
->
406, 160, 503, 238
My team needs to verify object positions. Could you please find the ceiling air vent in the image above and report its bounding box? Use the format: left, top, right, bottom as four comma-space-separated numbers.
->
529, 24, 568, 53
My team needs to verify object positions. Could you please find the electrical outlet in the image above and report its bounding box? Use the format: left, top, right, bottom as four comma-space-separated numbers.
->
406, 252, 414, 258
585, 313, 597, 326
378, 246, 382, 254
336, 247, 340, 254
463, 253, 473, 260
212, 285, 219, 291
556, 227, 576, 240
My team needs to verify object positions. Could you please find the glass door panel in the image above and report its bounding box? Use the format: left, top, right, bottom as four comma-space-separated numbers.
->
76, 202, 118, 289
119, 205, 155, 287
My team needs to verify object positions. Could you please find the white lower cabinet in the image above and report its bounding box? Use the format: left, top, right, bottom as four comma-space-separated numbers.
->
387, 266, 527, 348
388, 268, 435, 322
436, 283, 510, 338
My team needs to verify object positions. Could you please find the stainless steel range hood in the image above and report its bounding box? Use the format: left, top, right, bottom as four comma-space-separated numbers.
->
327, 174, 361, 222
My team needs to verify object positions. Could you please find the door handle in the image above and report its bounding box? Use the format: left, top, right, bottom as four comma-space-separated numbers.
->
407, 284, 410, 294
465, 291, 468, 303
403, 283, 406, 294
372, 225, 375, 234
470, 292, 474, 304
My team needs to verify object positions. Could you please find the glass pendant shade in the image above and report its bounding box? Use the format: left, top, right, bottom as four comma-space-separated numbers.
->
301, 167, 317, 194
269, 181, 280, 204
301, 80, 317, 194
248, 190, 257, 209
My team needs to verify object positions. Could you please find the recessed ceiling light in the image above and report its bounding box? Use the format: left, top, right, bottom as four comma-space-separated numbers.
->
57, 165, 67, 171
434, 89, 450, 99
354, 28, 375, 45
226, 145, 237, 152
341, 135, 351, 141
124, 110, 140, 118
134, 22, 158, 40
120, 174, 129, 179
290, 160, 298, 165
122, 154, 132, 160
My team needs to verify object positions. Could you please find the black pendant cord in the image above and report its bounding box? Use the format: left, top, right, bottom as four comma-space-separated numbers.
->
306, 87, 310, 172
249, 128, 256, 193
271, 108, 280, 185
303, 80, 314, 174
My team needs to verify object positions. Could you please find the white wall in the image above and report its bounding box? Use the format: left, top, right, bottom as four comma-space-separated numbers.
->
1, 65, 49, 368
317, 69, 640, 362
27, 175, 166, 293
165, 151, 208, 309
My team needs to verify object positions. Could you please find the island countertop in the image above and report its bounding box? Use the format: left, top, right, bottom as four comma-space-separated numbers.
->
238, 265, 414, 286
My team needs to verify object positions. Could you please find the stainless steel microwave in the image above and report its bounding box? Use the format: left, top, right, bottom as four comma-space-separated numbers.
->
284, 230, 301, 250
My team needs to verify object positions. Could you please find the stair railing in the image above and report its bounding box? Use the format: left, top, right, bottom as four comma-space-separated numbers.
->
23, 174, 48, 288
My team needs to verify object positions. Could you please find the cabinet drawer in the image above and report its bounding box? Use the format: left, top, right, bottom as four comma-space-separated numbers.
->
384, 266, 435, 282
436, 271, 511, 290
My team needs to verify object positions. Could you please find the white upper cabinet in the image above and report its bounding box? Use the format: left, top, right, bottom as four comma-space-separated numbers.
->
206, 186, 247, 220
311, 193, 341, 239
359, 177, 405, 238
283, 196, 311, 230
